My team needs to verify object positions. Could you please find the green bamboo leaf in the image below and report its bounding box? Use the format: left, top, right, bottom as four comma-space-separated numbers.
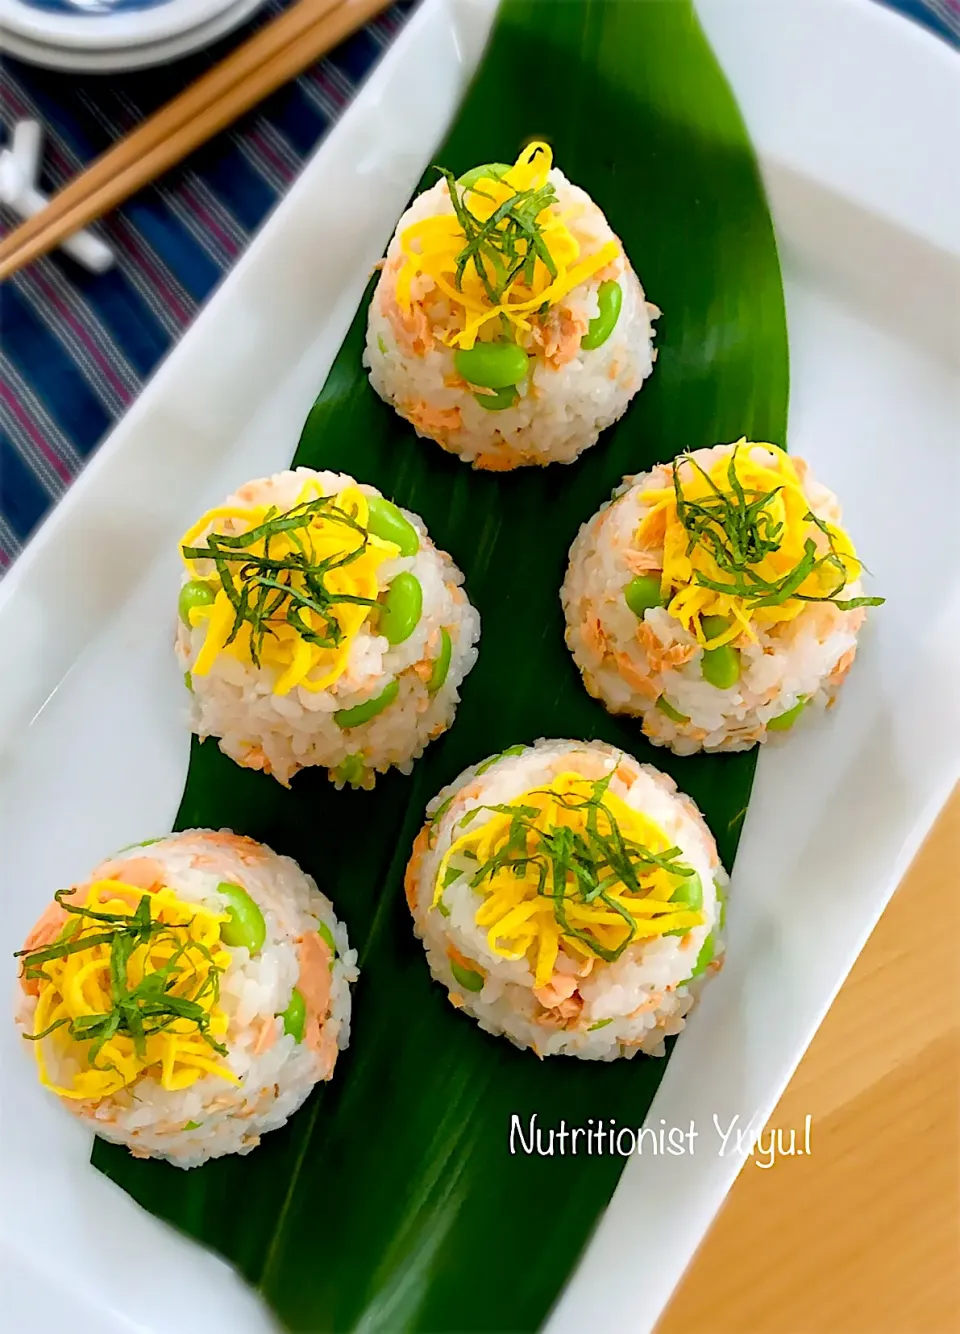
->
92, 1, 788, 1330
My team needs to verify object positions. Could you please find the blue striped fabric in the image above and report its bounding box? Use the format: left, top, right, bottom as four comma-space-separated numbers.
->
0, 0, 956, 571
0, 0, 411, 569
878, 0, 960, 43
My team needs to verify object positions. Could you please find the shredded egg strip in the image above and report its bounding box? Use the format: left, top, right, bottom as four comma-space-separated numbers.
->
638, 441, 861, 646
181, 478, 399, 694
396, 142, 620, 350
434, 773, 704, 988
30, 880, 237, 1101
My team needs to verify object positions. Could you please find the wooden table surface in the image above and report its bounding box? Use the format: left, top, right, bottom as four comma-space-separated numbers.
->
655, 789, 960, 1334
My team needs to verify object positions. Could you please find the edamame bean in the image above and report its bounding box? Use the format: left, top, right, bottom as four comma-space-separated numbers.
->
766, 697, 807, 732
378, 572, 422, 645
333, 753, 366, 787
701, 644, 741, 688
671, 872, 703, 912
700, 615, 730, 641
218, 882, 266, 955
178, 579, 216, 626
475, 386, 518, 411
656, 696, 689, 724
457, 162, 511, 190
183, 671, 193, 693
666, 872, 703, 936
699, 615, 741, 688
317, 921, 337, 959
334, 680, 399, 729
113, 837, 162, 853
450, 959, 485, 992
455, 340, 528, 390
685, 932, 715, 983
427, 628, 452, 694
278, 988, 306, 1043
624, 574, 666, 618
365, 494, 419, 556
580, 280, 622, 350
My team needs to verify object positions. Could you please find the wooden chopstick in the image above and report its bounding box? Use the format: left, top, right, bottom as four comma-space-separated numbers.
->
0, 0, 391, 280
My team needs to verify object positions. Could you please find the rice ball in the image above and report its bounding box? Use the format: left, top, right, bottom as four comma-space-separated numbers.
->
176, 467, 480, 787
365, 142, 658, 470
561, 441, 882, 754
14, 830, 358, 1168
405, 739, 725, 1060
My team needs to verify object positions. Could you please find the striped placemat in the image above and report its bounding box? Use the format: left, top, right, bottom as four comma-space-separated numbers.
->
879, 0, 960, 41
0, 0, 956, 572
0, 0, 412, 570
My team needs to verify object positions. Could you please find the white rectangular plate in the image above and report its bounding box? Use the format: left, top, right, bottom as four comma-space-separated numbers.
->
1, 2, 957, 1332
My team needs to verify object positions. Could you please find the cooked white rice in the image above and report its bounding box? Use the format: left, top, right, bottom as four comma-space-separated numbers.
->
176, 468, 480, 787
405, 739, 725, 1060
364, 170, 658, 469
15, 830, 358, 1169
561, 444, 871, 754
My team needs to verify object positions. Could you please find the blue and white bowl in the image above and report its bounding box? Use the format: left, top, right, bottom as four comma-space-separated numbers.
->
0, 0, 267, 69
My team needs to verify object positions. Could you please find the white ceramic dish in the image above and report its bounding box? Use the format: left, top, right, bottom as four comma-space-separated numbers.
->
0, 1, 957, 1332
0, 0, 264, 70
0, 0, 240, 50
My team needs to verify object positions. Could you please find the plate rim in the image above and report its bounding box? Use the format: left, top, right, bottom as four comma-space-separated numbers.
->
0, 2, 957, 1332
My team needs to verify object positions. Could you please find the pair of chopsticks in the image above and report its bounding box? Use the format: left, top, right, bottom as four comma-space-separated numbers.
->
0, 0, 391, 281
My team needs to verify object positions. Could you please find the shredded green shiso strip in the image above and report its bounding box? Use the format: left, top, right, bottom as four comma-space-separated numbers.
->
439, 149, 558, 309
15, 890, 228, 1071
181, 496, 380, 669
672, 447, 884, 612
449, 772, 696, 965
429, 793, 456, 827
475, 744, 526, 777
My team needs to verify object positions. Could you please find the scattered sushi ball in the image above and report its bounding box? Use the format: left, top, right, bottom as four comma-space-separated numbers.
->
561, 441, 883, 754
14, 830, 358, 1168
365, 142, 658, 470
176, 467, 480, 787
405, 739, 725, 1060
